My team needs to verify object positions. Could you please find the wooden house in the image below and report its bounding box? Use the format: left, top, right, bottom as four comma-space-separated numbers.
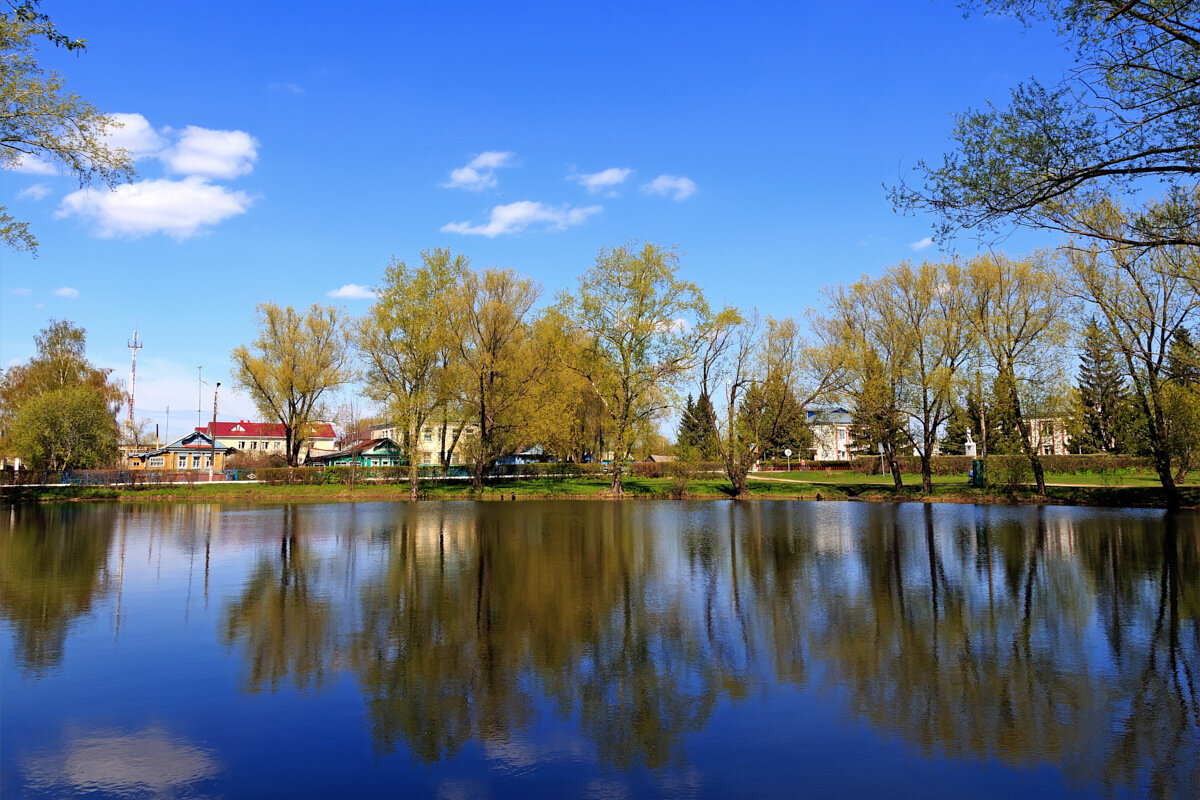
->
128, 431, 235, 471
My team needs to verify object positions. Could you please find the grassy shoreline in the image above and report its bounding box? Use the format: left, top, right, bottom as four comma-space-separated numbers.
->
2, 474, 1195, 508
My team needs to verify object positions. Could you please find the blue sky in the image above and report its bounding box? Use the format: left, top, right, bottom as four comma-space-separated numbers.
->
1, 1, 1071, 433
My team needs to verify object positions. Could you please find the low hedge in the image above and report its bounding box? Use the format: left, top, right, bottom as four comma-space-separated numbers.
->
849, 453, 1153, 476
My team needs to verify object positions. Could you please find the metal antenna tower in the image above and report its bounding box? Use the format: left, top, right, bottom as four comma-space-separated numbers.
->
126, 328, 143, 425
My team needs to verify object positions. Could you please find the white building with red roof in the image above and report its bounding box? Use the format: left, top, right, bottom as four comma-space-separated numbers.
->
195, 420, 337, 462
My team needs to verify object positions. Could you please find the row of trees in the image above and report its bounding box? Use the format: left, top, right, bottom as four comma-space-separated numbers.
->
230, 200, 1196, 507
234, 243, 819, 499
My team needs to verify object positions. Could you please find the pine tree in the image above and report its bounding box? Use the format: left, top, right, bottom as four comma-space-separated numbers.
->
1075, 317, 1129, 453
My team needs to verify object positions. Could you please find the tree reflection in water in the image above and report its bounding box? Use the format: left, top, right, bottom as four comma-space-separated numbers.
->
221, 505, 336, 693
0, 505, 114, 674
5, 501, 1192, 795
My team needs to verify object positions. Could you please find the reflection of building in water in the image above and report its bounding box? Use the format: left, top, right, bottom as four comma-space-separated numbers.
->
21, 725, 220, 796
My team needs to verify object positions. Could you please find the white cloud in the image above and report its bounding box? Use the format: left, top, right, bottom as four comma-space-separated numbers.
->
443, 151, 514, 191
58, 177, 254, 238
52, 286, 79, 299
327, 283, 376, 299
642, 174, 697, 201
160, 126, 258, 178
909, 236, 935, 251
106, 112, 166, 158
16, 183, 50, 201
575, 167, 632, 194
7, 155, 56, 175
269, 81, 304, 95
11, 287, 31, 296
442, 200, 601, 237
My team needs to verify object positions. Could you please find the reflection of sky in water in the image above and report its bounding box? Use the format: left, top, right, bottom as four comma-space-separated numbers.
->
22, 724, 219, 797
1, 501, 1195, 799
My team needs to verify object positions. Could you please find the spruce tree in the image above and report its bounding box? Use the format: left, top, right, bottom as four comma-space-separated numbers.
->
1076, 317, 1129, 453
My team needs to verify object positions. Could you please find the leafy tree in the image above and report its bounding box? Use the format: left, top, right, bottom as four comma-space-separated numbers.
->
699, 310, 839, 495
358, 249, 466, 498
0, 319, 124, 462
230, 303, 352, 467
967, 252, 1071, 495
820, 281, 908, 490
1, 5, 134, 253
557, 243, 708, 495
892, 1, 1199, 250
10, 384, 118, 469
1065, 197, 1200, 507
453, 268, 547, 490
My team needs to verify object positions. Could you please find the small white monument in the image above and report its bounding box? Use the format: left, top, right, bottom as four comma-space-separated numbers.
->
964, 431, 977, 458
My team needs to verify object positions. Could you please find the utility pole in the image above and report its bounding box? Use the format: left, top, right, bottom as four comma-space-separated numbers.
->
126, 328, 142, 427
209, 382, 220, 480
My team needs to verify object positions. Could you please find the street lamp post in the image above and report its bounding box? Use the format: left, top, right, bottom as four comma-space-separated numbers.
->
784, 448, 792, 471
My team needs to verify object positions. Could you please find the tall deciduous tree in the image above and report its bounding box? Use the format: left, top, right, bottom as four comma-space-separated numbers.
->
557, 243, 708, 495
359, 248, 466, 499
885, 261, 973, 493
699, 310, 840, 496
892, 1, 1199, 250
230, 303, 352, 467
968, 252, 1071, 496
454, 268, 547, 490
1, 7, 134, 253
1066, 199, 1200, 507
820, 281, 908, 491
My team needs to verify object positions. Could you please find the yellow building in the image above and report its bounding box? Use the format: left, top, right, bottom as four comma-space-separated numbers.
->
128, 431, 235, 471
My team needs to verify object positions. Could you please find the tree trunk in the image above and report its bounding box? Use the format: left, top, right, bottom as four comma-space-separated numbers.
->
886, 445, 904, 492
1152, 444, 1183, 510
609, 466, 624, 496
920, 449, 933, 494
1006, 373, 1047, 497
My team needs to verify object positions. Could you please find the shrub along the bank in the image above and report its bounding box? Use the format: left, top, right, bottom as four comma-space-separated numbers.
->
849, 453, 1153, 476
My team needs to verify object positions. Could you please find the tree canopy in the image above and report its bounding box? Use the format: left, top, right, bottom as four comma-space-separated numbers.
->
231, 303, 352, 467
892, 0, 1199, 250
1, 4, 133, 253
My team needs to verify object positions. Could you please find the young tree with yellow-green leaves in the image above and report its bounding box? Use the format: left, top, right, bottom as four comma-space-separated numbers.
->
1, 3, 134, 253
556, 243, 709, 495
696, 311, 840, 497
819, 278, 912, 492
230, 303, 353, 467
452, 267, 548, 490
967, 252, 1072, 497
358, 248, 466, 500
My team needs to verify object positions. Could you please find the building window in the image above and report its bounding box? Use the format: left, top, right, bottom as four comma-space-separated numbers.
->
148, 456, 165, 468
238, 441, 246, 449
423, 430, 433, 443
250, 441, 258, 450
192, 454, 203, 468
274, 441, 281, 450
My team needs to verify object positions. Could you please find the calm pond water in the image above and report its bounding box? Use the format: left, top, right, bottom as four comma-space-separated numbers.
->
1, 500, 1196, 799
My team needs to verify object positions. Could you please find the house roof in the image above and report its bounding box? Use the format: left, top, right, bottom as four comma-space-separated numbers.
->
196, 421, 336, 440
308, 437, 401, 463
131, 430, 235, 458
